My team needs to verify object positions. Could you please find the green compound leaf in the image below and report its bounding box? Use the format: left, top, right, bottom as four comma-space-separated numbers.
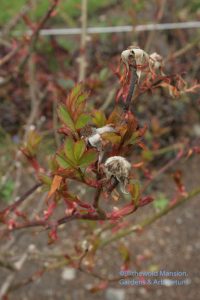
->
26, 130, 42, 156
56, 155, 71, 169
64, 137, 77, 166
69, 83, 89, 106
75, 114, 91, 129
76, 92, 89, 105
71, 83, 82, 98
57, 105, 75, 131
74, 140, 86, 161
78, 149, 98, 168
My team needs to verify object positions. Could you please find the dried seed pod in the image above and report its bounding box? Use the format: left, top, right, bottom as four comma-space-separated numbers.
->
82, 125, 116, 165
121, 46, 149, 80
80, 125, 95, 138
104, 156, 131, 194
88, 125, 115, 148
96, 125, 115, 135
149, 52, 164, 71
88, 132, 102, 148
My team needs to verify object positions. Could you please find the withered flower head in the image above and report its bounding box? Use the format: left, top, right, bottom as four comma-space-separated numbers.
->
104, 156, 131, 194
149, 52, 163, 71
121, 46, 149, 80
83, 125, 115, 150
81, 125, 116, 164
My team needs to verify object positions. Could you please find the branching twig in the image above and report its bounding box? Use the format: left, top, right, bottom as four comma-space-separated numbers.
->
0, 45, 22, 67
78, 0, 88, 82
0, 182, 42, 217
18, 0, 59, 74
165, 37, 200, 62
100, 186, 200, 247
1, 0, 32, 37
0, 0, 59, 86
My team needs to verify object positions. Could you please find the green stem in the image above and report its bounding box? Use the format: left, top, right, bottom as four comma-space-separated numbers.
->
100, 186, 200, 248
153, 143, 183, 156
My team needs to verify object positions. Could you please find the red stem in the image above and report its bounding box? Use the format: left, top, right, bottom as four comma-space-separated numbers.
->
0, 183, 42, 217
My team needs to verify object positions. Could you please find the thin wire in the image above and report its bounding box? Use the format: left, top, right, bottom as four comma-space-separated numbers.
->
0, 21, 200, 37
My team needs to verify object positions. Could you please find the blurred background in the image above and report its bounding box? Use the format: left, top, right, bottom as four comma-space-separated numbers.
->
0, 0, 200, 299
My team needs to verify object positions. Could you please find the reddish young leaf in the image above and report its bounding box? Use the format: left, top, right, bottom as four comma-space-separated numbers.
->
44, 200, 57, 220
139, 196, 154, 207
47, 175, 62, 199
107, 203, 135, 219
48, 227, 58, 244
64, 199, 77, 216
55, 167, 75, 177
7, 219, 16, 230
23, 130, 42, 157
129, 181, 140, 206
132, 161, 144, 168
66, 84, 89, 119
173, 170, 187, 195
